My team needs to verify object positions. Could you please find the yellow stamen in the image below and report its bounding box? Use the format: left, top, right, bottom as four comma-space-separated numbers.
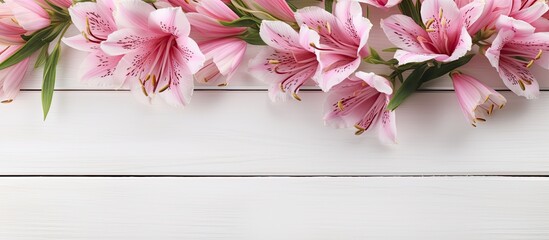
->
218, 83, 227, 87
488, 104, 494, 115
526, 59, 535, 68
151, 74, 157, 87
426, 28, 436, 32
337, 100, 344, 111
425, 18, 435, 29
535, 49, 543, 60
326, 22, 332, 34
158, 84, 169, 93
354, 124, 365, 135
441, 17, 447, 27
439, 8, 443, 19
476, 118, 486, 122
279, 82, 286, 93
292, 92, 301, 101
268, 59, 280, 64
141, 86, 149, 97
518, 79, 526, 91
471, 123, 477, 127
1, 99, 13, 104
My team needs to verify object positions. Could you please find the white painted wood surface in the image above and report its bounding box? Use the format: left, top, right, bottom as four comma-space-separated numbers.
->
1, 4, 548, 239
1, 91, 548, 175
1, 177, 548, 239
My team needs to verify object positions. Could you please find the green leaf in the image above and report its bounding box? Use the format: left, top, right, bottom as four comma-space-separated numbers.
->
34, 44, 50, 69
238, 28, 266, 45
220, 16, 260, 28
387, 64, 428, 110
325, 0, 334, 13
0, 27, 53, 70
369, 47, 381, 60
42, 43, 61, 120
398, 0, 424, 28
387, 54, 475, 110
422, 54, 475, 81
0, 23, 66, 70
382, 47, 400, 52
287, 1, 297, 11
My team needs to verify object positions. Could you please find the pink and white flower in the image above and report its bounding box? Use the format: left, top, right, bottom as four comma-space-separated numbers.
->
101, 0, 205, 107
0, 45, 30, 103
324, 72, 396, 143
455, 0, 511, 35
63, 0, 122, 86
249, 20, 321, 101
508, 0, 549, 26
450, 71, 506, 126
358, 0, 402, 9
187, 0, 247, 86
165, 0, 230, 12
485, 16, 549, 99
238, 0, 296, 23
295, 0, 372, 91
381, 0, 479, 65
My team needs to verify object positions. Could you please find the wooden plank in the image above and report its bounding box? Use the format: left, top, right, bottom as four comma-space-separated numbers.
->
18, 10, 549, 91
1, 91, 548, 175
0, 177, 548, 239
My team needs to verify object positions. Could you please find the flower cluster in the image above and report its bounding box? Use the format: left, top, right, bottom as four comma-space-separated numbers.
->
0, 0, 548, 143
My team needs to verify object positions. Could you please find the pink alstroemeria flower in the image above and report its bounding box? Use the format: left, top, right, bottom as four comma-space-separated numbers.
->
238, 0, 296, 23
485, 15, 549, 99
324, 72, 397, 143
165, 0, 230, 12
508, 0, 549, 25
187, 0, 247, 86
295, 0, 372, 91
63, 0, 122, 86
3, 0, 51, 34
0, 0, 45, 103
101, 0, 205, 106
381, 0, 479, 65
249, 20, 321, 102
0, 45, 30, 103
358, 0, 402, 9
450, 71, 506, 126
0, 3, 28, 44
454, 0, 511, 35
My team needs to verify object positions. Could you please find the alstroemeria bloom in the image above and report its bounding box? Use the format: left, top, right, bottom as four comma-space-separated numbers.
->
165, 0, 230, 12
358, 0, 402, 9
324, 72, 396, 143
187, 0, 247, 86
0, 45, 30, 103
508, 0, 549, 27
485, 16, 549, 99
237, 0, 296, 23
295, 0, 372, 91
101, 0, 205, 106
249, 20, 321, 102
450, 71, 506, 126
381, 0, 478, 65
0, 3, 28, 44
454, 0, 511, 35
3, 0, 52, 34
63, 0, 122, 86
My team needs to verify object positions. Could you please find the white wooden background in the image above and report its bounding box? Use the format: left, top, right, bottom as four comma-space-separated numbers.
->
1, 8, 549, 239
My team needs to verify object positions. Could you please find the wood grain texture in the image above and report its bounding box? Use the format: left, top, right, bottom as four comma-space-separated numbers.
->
1, 91, 548, 175
0, 177, 548, 239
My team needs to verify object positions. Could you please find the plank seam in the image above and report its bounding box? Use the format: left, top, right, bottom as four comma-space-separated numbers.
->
0, 175, 547, 178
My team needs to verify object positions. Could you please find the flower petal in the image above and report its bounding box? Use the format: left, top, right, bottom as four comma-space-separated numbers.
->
318, 54, 361, 91
62, 35, 98, 52
394, 49, 441, 65
114, 0, 155, 29
79, 50, 123, 87
101, 28, 156, 56
377, 104, 397, 144
259, 20, 303, 51
355, 71, 393, 94
148, 7, 190, 37
380, 14, 430, 53
174, 36, 206, 75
